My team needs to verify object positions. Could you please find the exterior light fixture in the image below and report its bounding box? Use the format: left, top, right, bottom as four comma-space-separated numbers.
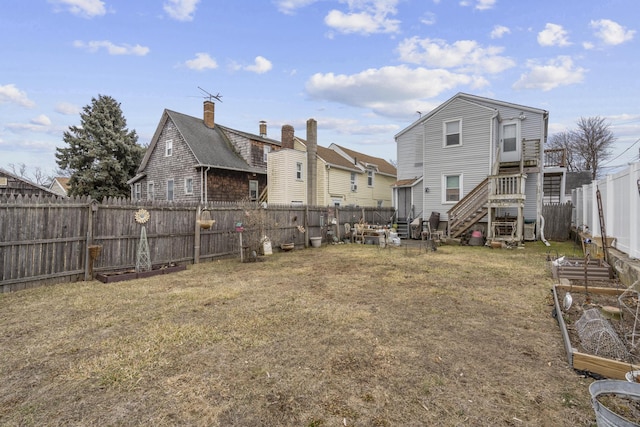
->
425, 187, 430, 193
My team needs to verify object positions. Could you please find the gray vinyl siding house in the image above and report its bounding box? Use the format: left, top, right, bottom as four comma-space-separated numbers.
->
395, 92, 561, 241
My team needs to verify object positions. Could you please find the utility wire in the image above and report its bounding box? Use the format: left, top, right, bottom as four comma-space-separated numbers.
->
601, 137, 640, 166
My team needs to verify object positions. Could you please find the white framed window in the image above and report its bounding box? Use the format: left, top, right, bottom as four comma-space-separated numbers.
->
147, 181, 155, 201
167, 179, 174, 201
367, 170, 374, 187
185, 177, 194, 195
350, 172, 357, 192
134, 183, 141, 200
165, 139, 173, 157
249, 180, 258, 201
443, 174, 462, 203
444, 119, 461, 147
263, 145, 271, 162
0, 177, 7, 186
296, 162, 303, 180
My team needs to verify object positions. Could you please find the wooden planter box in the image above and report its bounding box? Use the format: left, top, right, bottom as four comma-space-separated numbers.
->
552, 258, 613, 281
552, 284, 640, 380
95, 264, 186, 283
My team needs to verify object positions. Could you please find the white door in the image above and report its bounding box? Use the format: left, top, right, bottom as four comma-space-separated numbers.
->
500, 121, 520, 163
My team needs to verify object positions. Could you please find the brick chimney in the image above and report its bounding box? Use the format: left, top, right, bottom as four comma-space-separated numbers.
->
306, 118, 317, 206
203, 100, 215, 128
259, 120, 267, 137
281, 124, 294, 149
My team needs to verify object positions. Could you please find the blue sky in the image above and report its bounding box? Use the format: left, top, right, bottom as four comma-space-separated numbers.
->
1, 0, 638, 179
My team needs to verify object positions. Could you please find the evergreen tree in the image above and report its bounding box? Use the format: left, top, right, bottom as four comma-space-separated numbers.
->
55, 95, 144, 199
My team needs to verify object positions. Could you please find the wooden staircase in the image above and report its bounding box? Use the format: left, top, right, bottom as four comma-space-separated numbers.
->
447, 178, 489, 238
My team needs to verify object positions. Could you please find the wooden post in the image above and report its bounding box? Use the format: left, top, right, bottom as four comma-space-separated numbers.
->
304, 205, 309, 248
84, 201, 94, 281
239, 232, 244, 262
194, 205, 201, 264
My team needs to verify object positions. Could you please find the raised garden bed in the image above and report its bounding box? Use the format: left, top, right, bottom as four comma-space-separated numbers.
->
95, 264, 186, 283
552, 257, 613, 282
552, 283, 640, 380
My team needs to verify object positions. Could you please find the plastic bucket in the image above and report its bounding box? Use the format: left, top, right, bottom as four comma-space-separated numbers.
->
471, 230, 483, 238
589, 379, 640, 426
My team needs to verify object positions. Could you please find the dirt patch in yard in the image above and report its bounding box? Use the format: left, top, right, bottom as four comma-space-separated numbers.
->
0, 242, 596, 426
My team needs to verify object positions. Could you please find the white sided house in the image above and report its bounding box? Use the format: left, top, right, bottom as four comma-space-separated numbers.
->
394, 93, 567, 242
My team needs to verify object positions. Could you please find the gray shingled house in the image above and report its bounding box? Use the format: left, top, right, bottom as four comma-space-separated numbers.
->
0, 168, 60, 197
128, 101, 281, 203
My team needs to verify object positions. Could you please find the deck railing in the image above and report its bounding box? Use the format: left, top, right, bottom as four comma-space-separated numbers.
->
488, 173, 526, 203
544, 148, 567, 168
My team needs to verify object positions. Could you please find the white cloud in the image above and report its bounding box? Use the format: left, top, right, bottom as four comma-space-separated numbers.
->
397, 37, 515, 74
420, 12, 436, 26
275, 0, 318, 15
537, 23, 571, 47
49, 0, 106, 18
55, 102, 80, 115
0, 84, 36, 108
490, 25, 510, 39
185, 53, 218, 71
31, 115, 52, 126
244, 56, 273, 74
513, 56, 586, 91
460, 0, 496, 11
582, 41, 595, 50
590, 19, 635, 45
324, 0, 401, 35
73, 40, 150, 56
305, 65, 475, 115
164, 0, 200, 22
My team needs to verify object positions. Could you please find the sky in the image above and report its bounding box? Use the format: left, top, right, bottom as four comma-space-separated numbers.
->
1, 0, 639, 181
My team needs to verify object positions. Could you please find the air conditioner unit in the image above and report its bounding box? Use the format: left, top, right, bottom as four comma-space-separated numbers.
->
351, 184, 357, 191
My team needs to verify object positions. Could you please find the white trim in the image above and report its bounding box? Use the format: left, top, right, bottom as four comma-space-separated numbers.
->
184, 176, 194, 195
147, 181, 155, 200
167, 178, 174, 201
442, 173, 463, 204
443, 118, 462, 148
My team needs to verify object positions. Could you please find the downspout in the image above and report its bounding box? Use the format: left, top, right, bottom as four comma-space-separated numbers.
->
538, 111, 549, 238
202, 166, 210, 204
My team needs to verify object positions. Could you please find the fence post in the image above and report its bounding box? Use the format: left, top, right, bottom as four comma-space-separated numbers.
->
84, 200, 94, 281
194, 205, 201, 264
305, 205, 311, 248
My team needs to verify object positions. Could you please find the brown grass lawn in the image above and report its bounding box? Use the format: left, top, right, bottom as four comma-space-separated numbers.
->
1, 241, 596, 426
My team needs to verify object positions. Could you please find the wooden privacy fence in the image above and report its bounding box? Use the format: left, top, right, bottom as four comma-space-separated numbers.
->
1, 195, 394, 292
542, 202, 573, 241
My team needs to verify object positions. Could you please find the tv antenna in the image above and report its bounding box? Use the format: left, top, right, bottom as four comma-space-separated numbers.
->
198, 86, 223, 102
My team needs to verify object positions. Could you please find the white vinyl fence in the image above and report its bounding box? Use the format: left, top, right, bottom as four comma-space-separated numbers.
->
572, 161, 640, 259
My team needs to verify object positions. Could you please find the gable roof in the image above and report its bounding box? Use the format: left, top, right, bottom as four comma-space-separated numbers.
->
395, 92, 548, 139
330, 144, 397, 177
0, 168, 59, 196
315, 145, 361, 172
49, 177, 70, 196
137, 109, 270, 175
